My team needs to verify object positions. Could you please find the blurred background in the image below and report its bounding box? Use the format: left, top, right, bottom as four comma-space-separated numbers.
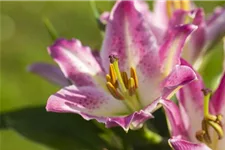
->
0, 1, 225, 150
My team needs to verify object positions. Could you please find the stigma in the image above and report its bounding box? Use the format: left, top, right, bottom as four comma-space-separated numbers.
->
195, 89, 224, 149
106, 55, 138, 100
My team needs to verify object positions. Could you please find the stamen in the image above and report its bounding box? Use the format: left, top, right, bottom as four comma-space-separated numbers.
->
196, 130, 206, 143
106, 74, 111, 82
201, 119, 212, 144
106, 82, 124, 100
109, 55, 127, 93
173, 1, 181, 10
166, 0, 173, 18
195, 88, 224, 148
130, 67, 138, 88
207, 121, 224, 140
121, 72, 128, 89
166, 0, 191, 18
180, 0, 190, 11
105, 55, 141, 111
128, 78, 135, 96
109, 64, 117, 85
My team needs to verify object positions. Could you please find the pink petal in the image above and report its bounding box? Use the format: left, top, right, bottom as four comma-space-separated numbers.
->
100, 0, 158, 73
48, 38, 103, 86
162, 64, 197, 99
176, 59, 205, 142
169, 138, 211, 150
104, 109, 153, 132
211, 73, 225, 116
46, 85, 155, 131
169, 9, 206, 65
159, 24, 197, 76
187, 9, 206, 65
160, 99, 188, 138
136, 26, 197, 107
46, 85, 128, 117
205, 6, 225, 50
28, 63, 70, 87
224, 39, 225, 70
99, 12, 110, 25
152, 0, 169, 31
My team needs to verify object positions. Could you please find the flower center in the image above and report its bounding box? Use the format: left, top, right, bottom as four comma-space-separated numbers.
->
166, 0, 191, 18
195, 89, 224, 150
105, 55, 141, 112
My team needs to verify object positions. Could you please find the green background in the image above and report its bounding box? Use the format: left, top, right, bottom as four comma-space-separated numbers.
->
1, 1, 224, 150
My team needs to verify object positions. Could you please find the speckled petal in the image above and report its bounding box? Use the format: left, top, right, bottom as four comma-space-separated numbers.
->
169, 138, 211, 150
46, 85, 155, 131
136, 25, 197, 107
159, 24, 197, 76
28, 63, 70, 87
100, 0, 158, 73
48, 38, 103, 86
46, 85, 128, 117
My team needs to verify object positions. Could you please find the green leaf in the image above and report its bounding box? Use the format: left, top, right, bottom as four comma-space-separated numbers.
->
0, 106, 111, 150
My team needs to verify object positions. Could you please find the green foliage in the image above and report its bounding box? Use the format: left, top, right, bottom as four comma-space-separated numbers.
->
0, 106, 115, 150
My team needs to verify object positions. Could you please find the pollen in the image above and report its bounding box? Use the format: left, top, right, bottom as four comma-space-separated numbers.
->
105, 55, 139, 100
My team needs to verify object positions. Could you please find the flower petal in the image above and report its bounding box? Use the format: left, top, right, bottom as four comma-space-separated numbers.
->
46, 85, 154, 131
176, 59, 205, 142
159, 24, 197, 76
162, 64, 197, 99
48, 38, 103, 86
142, 1, 167, 43
205, 6, 225, 50
27, 63, 70, 87
187, 9, 206, 65
160, 99, 188, 138
152, 0, 169, 30
169, 138, 211, 150
100, 0, 158, 72
224, 38, 225, 70
211, 73, 225, 116
46, 85, 128, 117
104, 109, 153, 131
136, 25, 197, 107
99, 12, 110, 25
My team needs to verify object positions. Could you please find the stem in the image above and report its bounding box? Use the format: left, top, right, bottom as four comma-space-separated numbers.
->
142, 125, 162, 144
43, 17, 58, 41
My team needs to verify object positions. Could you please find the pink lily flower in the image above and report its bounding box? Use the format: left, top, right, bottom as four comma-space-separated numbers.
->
29, 1, 197, 131
162, 59, 225, 149
150, 0, 225, 68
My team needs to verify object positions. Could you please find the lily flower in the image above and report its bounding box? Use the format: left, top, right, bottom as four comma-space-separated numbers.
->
29, 1, 197, 131
162, 59, 225, 150
151, 0, 225, 69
